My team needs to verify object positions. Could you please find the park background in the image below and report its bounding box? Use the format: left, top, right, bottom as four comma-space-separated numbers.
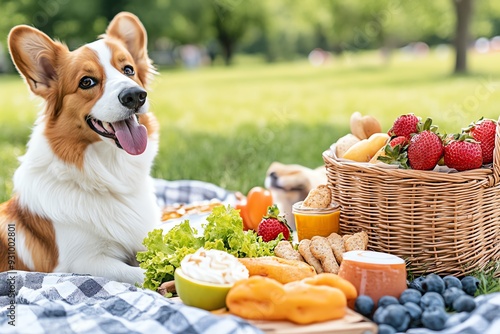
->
0, 0, 499, 202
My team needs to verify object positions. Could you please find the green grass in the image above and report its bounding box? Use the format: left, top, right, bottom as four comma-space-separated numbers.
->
474, 261, 500, 295
151, 50, 500, 194
0, 50, 498, 291
2, 50, 500, 197
2, 50, 500, 199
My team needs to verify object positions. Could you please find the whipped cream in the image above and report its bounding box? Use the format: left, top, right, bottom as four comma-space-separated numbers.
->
180, 248, 249, 285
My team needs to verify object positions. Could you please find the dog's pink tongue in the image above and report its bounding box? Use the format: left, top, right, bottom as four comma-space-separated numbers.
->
113, 117, 148, 155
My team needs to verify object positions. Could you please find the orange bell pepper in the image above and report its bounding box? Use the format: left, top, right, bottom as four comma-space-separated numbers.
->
246, 187, 273, 230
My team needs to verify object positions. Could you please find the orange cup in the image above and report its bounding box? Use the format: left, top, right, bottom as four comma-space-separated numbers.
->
338, 251, 407, 307
292, 201, 340, 241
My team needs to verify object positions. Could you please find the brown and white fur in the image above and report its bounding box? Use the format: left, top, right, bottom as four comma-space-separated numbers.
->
265, 162, 327, 230
0, 12, 160, 284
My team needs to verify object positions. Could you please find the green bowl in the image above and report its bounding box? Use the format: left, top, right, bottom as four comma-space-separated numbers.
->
174, 268, 233, 311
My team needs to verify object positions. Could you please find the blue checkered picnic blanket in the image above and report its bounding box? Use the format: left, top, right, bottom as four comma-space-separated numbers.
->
0, 271, 262, 334
153, 179, 236, 207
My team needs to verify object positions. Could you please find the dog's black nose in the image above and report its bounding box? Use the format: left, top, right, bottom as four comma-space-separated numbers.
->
269, 172, 278, 180
118, 87, 147, 109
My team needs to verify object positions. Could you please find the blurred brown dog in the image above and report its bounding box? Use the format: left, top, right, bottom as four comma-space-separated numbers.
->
264, 162, 327, 230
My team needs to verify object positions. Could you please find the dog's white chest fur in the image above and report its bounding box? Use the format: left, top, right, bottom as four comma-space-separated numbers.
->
15, 120, 159, 283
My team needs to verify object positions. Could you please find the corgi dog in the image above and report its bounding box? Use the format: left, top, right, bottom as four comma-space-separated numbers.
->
0, 12, 160, 284
265, 162, 327, 230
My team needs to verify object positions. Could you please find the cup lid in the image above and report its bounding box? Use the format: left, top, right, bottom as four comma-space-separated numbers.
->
342, 251, 405, 265
292, 200, 340, 213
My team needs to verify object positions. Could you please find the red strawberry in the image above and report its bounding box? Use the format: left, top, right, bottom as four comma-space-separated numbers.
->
444, 136, 483, 171
407, 118, 443, 170
257, 205, 291, 242
389, 114, 420, 139
389, 136, 408, 148
464, 118, 496, 164
377, 136, 409, 168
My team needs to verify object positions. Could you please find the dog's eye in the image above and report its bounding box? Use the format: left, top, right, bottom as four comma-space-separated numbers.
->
79, 76, 97, 89
123, 65, 135, 76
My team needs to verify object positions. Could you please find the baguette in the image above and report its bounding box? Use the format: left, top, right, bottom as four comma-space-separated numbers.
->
238, 256, 316, 284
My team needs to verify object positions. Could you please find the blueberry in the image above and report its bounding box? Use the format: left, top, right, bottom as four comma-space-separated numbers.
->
378, 295, 400, 308
442, 287, 465, 309
378, 304, 411, 332
421, 305, 448, 330
421, 273, 445, 294
420, 292, 445, 309
443, 275, 462, 290
461, 276, 480, 296
409, 276, 426, 294
354, 295, 374, 318
452, 295, 476, 312
403, 302, 422, 328
373, 306, 388, 324
399, 288, 422, 305
377, 324, 396, 334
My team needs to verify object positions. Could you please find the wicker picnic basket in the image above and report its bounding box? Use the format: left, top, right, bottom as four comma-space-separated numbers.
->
323, 121, 500, 277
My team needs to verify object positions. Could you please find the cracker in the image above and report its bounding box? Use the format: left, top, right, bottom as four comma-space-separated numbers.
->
342, 234, 352, 242
326, 232, 345, 264
310, 236, 340, 274
274, 241, 304, 262
344, 232, 368, 252
303, 185, 331, 208
357, 231, 369, 248
298, 239, 323, 274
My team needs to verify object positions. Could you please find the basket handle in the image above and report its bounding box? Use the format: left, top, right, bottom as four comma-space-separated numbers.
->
494, 117, 500, 180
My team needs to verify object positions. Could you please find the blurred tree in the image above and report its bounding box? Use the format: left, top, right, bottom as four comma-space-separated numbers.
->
472, 0, 500, 40
1, 0, 500, 71
452, 0, 473, 73
212, 0, 265, 65
126, 0, 214, 47
259, 0, 333, 61
0, 0, 107, 49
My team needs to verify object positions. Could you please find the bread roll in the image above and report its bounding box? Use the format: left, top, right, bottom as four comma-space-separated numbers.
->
361, 115, 382, 138
238, 256, 316, 284
335, 134, 361, 158
350, 112, 367, 140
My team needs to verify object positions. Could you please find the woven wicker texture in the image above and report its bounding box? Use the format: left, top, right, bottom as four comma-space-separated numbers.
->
323, 123, 500, 277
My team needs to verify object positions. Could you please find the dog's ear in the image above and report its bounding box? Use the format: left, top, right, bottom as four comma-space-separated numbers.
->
8, 26, 67, 98
105, 12, 154, 86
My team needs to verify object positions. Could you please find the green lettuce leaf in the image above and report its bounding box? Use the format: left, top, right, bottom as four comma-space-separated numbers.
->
138, 205, 283, 291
